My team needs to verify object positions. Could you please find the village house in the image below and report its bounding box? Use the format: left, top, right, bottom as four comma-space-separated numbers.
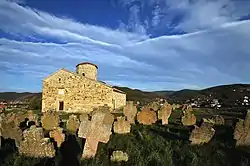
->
42, 62, 126, 113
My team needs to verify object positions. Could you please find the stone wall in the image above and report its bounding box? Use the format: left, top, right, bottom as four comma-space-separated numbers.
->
42, 69, 114, 113
112, 90, 126, 109
76, 64, 97, 80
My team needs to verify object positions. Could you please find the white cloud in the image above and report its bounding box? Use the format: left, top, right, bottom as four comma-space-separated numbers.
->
0, 0, 250, 91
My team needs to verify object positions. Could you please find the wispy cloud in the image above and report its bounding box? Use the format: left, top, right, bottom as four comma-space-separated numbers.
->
0, 0, 250, 92
117, 0, 250, 34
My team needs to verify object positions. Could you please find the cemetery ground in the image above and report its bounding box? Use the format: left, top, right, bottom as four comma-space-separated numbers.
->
1, 108, 250, 166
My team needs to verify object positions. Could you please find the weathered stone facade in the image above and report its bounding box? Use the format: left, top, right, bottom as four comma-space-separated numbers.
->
42, 63, 126, 113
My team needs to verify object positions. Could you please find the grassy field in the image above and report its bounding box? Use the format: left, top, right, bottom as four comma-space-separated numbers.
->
1, 108, 250, 166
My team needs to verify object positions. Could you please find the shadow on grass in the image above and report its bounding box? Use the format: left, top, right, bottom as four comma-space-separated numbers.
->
58, 134, 82, 166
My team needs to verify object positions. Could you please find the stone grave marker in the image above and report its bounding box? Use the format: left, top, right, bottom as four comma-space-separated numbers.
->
49, 127, 65, 148
41, 111, 60, 131
123, 101, 137, 124
189, 118, 215, 145
113, 116, 131, 134
181, 106, 196, 126
234, 110, 250, 146
19, 125, 55, 158
158, 103, 172, 125
137, 106, 157, 125
110, 150, 129, 162
66, 114, 80, 133
78, 110, 114, 158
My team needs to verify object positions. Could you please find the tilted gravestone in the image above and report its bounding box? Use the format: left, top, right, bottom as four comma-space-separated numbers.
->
41, 111, 60, 131
181, 106, 196, 126
158, 103, 172, 125
78, 109, 114, 158
49, 127, 65, 148
189, 118, 215, 145
66, 114, 80, 133
123, 101, 137, 124
0, 113, 23, 147
234, 110, 250, 146
137, 106, 157, 125
19, 125, 55, 158
113, 116, 131, 134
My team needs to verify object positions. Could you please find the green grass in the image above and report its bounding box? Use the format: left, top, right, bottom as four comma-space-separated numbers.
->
1, 108, 250, 166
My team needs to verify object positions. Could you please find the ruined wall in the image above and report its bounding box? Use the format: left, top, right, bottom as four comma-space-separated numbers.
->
76, 64, 97, 80
112, 91, 126, 109
42, 70, 113, 113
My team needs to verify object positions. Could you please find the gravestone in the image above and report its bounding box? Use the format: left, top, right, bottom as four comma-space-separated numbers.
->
110, 150, 129, 162
158, 103, 172, 125
80, 113, 89, 122
212, 115, 225, 125
181, 106, 196, 126
41, 111, 60, 131
234, 110, 250, 146
189, 118, 215, 145
0, 113, 23, 147
78, 110, 114, 158
19, 125, 55, 158
66, 114, 80, 133
25, 110, 39, 126
123, 101, 137, 124
148, 101, 161, 111
49, 127, 65, 148
113, 116, 131, 134
137, 107, 157, 125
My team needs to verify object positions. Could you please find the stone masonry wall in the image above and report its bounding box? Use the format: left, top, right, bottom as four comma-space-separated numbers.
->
76, 64, 97, 80
42, 70, 113, 113
113, 91, 126, 109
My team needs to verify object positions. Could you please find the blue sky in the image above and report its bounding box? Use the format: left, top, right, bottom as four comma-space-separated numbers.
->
1, 0, 250, 92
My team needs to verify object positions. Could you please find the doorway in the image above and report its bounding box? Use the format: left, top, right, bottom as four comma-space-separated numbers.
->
59, 101, 64, 111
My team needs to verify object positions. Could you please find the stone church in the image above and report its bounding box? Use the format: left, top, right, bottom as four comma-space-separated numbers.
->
42, 62, 126, 113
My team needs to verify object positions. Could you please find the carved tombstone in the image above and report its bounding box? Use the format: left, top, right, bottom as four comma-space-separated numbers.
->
0, 113, 23, 147
123, 101, 137, 124
25, 110, 39, 126
19, 125, 55, 158
49, 127, 65, 148
189, 118, 215, 145
137, 107, 157, 125
234, 110, 250, 146
158, 103, 172, 125
80, 113, 89, 122
181, 106, 196, 126
110, 150, 129, 162
41, 111, 60, 131
113, 116, 131, 134
212, 115, 225, 125
66, 114, 80, 133
78, 110, 114, 158
148, 101, 161, 111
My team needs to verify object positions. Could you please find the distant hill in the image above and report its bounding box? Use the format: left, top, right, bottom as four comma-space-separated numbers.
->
168, 84, 250, 106
113, 86, 165, 102
1, 84, 250, 107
